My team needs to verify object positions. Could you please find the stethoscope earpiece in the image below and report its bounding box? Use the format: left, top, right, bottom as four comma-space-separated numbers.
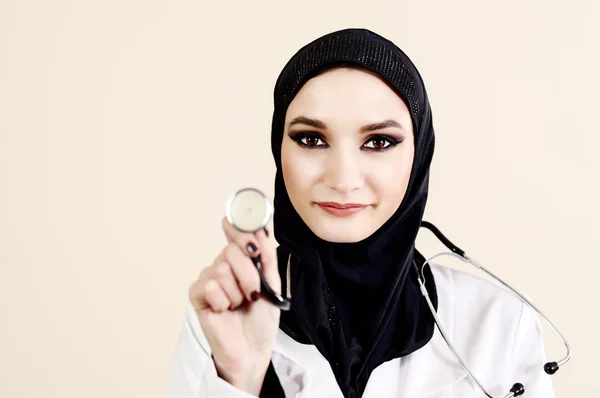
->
544, 361, 559, 375
510, 383, 525, 397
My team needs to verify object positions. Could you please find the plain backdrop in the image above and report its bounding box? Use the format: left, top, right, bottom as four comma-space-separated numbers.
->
1, 1, 598, 397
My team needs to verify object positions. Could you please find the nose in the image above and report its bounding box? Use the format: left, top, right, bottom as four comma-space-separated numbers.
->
323, 148, 364, 193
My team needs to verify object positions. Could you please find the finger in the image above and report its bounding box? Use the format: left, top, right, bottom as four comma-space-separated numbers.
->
254, 227, 281, 293
221, 217, 261, 256
212, 261, 245, 309
201, 279, 231, 313
190, 268, 212, 310
224, 243, 261, 301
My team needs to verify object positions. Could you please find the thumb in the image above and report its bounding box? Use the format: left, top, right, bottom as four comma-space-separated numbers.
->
253, 228, 281, 293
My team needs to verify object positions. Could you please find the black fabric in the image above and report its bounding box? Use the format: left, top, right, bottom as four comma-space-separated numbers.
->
270, 28, 439, 398
259, 361, 285, 398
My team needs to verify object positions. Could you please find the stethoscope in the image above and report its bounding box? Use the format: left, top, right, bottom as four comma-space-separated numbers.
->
415, 221, 572, 397
225, 187, 292, 311
226, 187, 572, 397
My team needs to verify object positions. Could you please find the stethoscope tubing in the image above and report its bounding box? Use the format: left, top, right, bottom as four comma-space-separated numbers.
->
250, 254, 291, 311
417, 222, 572, 397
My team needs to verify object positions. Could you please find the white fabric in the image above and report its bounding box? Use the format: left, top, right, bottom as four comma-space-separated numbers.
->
168, 264, 555, 397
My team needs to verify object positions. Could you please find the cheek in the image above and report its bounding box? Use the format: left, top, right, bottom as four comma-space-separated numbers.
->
281, 143, 319, 200
371, 150, 413, 206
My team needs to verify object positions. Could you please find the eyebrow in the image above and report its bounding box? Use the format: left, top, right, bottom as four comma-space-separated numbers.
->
287, 116, 327, 129
360, 120, 406, 133
287, 116, 406, 133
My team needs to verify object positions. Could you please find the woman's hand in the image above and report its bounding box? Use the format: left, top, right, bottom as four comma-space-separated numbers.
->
188, 217, 281, 395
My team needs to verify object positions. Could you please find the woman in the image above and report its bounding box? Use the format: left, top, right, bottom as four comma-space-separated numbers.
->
168, 28, 554, 397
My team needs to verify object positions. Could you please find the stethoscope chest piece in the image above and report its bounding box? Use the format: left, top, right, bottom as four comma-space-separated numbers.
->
226, 187, 273, 233
225, 187, 290, 311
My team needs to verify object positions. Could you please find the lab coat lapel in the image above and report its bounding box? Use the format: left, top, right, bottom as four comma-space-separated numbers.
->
396, 275, 467, 398
395, 328, 467, 397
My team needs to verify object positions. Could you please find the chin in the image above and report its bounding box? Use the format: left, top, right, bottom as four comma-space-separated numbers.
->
309, 220, 375, 243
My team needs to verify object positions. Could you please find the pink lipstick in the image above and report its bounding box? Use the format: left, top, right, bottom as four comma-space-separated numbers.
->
316, 202, 368, 217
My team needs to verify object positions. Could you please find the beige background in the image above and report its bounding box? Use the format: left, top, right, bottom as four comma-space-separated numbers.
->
1, 0, 598, 397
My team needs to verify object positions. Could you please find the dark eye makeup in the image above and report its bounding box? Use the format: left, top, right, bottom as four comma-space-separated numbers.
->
287, 131, 403, 152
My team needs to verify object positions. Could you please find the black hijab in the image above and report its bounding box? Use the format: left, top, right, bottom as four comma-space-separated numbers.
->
270, 28, 438, 398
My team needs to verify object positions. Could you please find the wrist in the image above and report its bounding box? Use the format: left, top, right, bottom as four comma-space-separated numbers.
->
214, 356, 271, 395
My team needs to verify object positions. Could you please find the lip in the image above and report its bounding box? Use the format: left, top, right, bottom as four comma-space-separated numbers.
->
316, 202, 368, 217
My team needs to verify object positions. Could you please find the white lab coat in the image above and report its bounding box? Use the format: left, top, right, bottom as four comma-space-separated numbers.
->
168, 263, 554, 397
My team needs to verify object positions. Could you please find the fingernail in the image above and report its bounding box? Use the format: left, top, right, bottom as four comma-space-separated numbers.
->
251, 290, 261, 301
263, 227, 269, 237
246, 242, 257, 255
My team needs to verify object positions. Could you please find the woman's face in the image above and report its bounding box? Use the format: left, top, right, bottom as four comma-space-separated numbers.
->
281, 67, 415, 243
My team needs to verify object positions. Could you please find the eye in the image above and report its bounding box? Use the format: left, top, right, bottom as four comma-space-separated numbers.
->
290, 132, 328, 148
363, 136, 398, 151
301, 135, 325, 147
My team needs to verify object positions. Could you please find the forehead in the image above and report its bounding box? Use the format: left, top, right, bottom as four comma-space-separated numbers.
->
285, 68, 413, 132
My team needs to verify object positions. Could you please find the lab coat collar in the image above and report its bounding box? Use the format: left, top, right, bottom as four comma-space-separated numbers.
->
394, 327, 468, 398
394, 272, 468, 398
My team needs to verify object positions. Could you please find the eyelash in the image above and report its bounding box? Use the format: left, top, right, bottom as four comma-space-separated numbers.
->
289, 132, 401, 152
